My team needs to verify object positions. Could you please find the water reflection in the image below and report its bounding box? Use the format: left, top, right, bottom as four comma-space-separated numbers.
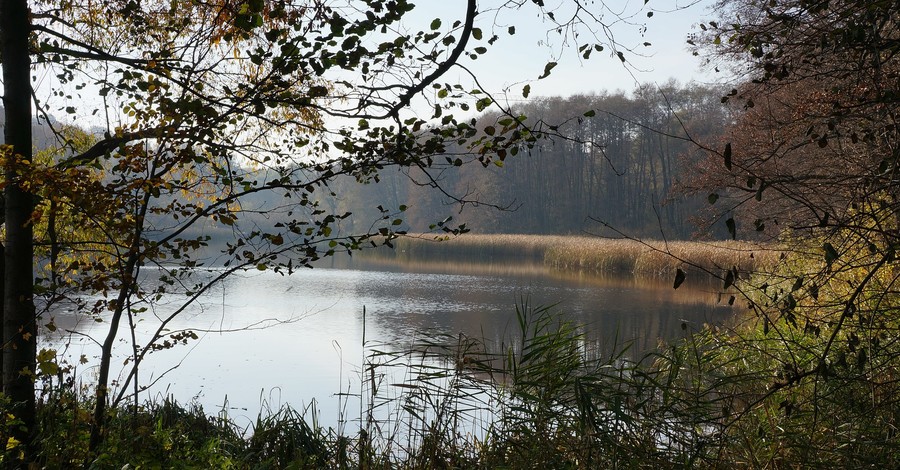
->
46, 258, 735, 430
331, 256, 731, 355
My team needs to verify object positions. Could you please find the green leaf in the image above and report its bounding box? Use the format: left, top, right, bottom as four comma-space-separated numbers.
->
430, 18, 441, 30
707, 193, 719, 204
472, 28, 483, 40
726, 217, 736, 239
583, 109, 596, 117
475, 97, 492, 111
538, 62, 558, 79
673, 268, 686, 289
38, 361, 59, 376
341, 36, 358, 51
522, 84, 531, 98
37, 348, 56, 363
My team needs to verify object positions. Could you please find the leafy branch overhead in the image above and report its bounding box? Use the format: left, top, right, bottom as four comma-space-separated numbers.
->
1, 0, 649, 461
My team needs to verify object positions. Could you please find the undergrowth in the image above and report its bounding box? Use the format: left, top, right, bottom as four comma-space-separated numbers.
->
4, 294, 900, 468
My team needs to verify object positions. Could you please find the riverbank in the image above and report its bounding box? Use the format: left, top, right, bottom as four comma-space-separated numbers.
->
0, 303, 790, 468
367, 234, 780, 279
14, 237, 898, 468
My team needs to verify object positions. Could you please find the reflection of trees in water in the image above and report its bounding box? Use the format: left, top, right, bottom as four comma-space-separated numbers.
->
356, 259, 733, 360
394, 302, 725, 362
332, 254, 727, 304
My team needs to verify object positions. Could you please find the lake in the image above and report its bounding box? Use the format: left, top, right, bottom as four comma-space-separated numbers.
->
45, 258, 734, 430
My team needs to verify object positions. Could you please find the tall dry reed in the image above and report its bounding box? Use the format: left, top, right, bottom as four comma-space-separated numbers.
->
379, 234, 780, 279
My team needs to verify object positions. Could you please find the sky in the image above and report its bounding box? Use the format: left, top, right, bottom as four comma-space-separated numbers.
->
416, 0, 719, 104
16, 0, 721, 129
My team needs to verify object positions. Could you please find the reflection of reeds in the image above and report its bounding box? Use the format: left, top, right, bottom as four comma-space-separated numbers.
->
40, 298, 891, 467
347, 301, 731, 467
368, 234, 780, 279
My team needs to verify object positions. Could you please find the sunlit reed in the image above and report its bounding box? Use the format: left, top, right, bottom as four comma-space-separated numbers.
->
375, 234, 780, 278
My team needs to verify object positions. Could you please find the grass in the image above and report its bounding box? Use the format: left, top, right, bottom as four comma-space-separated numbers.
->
8, 294, 900, 468
9, 234, 897, 468
10, 302, 687, 468
366, 234, 780, 280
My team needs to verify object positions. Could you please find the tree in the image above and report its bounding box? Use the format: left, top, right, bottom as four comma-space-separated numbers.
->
683, 0, 900, 464
1, 0, 652, 463
692, 0, 899, 236
1, 0, 36, 458
416, 85, 727, 237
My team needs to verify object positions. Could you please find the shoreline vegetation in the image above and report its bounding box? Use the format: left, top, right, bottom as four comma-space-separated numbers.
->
363, 234, 781, 280
13, 236, 900, 468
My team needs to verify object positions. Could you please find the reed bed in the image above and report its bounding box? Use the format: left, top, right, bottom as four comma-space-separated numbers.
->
389, 233, 558, 263
381, 234, 781, 279
24, 291, 899, 468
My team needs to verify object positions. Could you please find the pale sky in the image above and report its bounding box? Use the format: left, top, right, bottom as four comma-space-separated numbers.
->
18, 0, 719, 130
414, 0, 718, 103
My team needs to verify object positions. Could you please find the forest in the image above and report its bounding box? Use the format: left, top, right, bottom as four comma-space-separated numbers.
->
2, 0, 900, 467
328, 82, 727, 238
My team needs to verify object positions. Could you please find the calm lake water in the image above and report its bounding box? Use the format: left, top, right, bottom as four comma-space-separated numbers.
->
46, 258, 734, 430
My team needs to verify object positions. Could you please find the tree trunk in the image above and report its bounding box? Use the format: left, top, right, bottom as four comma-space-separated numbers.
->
1, 0, 37, 462
90, 185, 151, 453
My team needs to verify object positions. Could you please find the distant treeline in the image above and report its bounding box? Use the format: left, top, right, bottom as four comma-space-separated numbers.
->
6, 82, 731, 264
326, 82, 729, 239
